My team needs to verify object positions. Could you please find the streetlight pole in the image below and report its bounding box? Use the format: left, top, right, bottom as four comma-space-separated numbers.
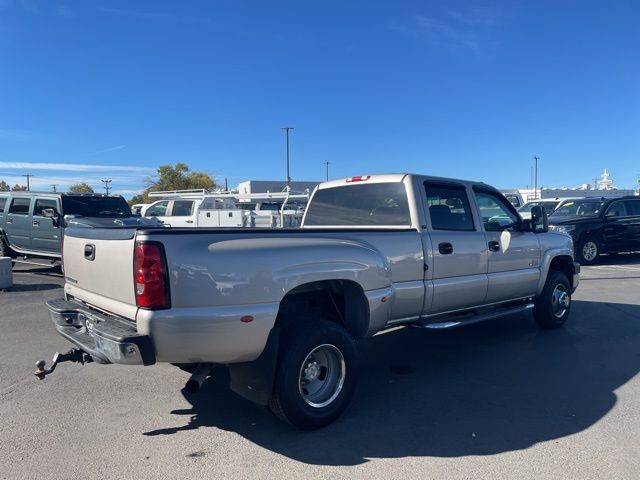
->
282, 127, 293, 189
533, 156, 540, 200
323, 161, 330, 182
101, 178, 112, 195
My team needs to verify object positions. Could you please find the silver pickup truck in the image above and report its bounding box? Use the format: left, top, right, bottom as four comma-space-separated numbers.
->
37, 174, 579, 429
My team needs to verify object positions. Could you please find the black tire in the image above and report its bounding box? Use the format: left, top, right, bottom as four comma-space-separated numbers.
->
533, 270, 572, 329
577, 235, 600, 265
0, 234, 13, 259
268, 319, 357, 430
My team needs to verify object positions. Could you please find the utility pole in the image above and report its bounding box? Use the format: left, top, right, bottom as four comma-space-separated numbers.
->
51, 184, 58, 193
101, 178, 112, 195
224, 177, 228, 192
533, 156, 540, 200
323, 161, 330, 182
22, 174, 34, 191
282, 127, 294, 189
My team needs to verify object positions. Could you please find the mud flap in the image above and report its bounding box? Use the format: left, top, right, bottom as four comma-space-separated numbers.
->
229, 327, 280, 405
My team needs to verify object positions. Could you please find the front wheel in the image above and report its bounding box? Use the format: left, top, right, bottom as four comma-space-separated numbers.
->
0, 235, 12, 258
533, 270, 572, 329
577, 236, 599, 265
268, 319, 357, 430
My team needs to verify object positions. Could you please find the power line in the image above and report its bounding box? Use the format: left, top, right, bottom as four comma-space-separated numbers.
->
22, 174, 34, 191
101, 178, 112, 195
532, 156, 540, 200
323, 161, 330, 182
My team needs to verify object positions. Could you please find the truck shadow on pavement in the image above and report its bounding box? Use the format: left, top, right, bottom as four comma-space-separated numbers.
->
144, 299, 640, 466
4, 283, 61, 292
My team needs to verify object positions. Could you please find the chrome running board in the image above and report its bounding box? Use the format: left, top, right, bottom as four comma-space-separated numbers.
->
412, 303, 534, 330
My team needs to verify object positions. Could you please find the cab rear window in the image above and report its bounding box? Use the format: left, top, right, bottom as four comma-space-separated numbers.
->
304, 183, 411, 226
0, 197, 6, 213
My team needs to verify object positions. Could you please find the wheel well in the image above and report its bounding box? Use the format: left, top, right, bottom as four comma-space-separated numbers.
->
549, 255, 575, 280
275, 280, 369, 340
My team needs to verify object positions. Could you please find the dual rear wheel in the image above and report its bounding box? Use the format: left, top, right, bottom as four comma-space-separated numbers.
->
268, 319, 357, 430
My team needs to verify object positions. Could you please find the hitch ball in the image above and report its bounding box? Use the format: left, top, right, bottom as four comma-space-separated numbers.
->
34, 360, 47, 380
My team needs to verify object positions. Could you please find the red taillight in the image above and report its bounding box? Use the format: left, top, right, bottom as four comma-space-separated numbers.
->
346, 175, 371, 183
134, 242, 169, 309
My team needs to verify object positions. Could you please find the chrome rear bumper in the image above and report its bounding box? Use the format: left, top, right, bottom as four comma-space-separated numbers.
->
47, 298, 155, 366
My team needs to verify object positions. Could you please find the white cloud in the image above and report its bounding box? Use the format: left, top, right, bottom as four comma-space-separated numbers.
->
0, 161, 154, 173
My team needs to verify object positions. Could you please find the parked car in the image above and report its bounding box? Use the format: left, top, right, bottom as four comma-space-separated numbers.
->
548, 196, 640, 264
501, 191, 525, 208
0, 192, 161, 263
144, 194, 307, 228
518, 198, 578, 220
38, 173, 579, 429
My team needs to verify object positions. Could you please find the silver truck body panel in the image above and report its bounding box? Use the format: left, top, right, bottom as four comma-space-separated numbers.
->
55, 173, 579, 366
135, 302, 280, 363
62, 233, 137, 313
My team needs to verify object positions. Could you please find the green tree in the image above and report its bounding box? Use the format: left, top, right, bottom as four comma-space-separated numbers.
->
68, 182, 95, 193
11, 184, 27, 191
129, 163, 216, 205
0, 180, 9, 192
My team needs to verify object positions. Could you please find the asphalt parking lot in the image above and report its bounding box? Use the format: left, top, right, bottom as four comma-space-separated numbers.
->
2, 257, 640, 480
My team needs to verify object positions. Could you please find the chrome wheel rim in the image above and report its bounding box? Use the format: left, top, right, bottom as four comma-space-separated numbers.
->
551, 284, 570, 318
582, 241, 598, 262
298, 344, 345, 408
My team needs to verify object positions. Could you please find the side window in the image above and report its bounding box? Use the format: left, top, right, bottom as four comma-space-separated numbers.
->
626, 200, 640, 216
144, 201, 169, 217
33, 199, 59, 217
0, 197, 6, 213
170, 200, 194, 217
425, 183, 475, 231
605, 201, 628, 217
9, 198, 31, 215
474, 190, 519, 231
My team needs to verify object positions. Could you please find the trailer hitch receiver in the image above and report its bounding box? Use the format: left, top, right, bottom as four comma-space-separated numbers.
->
34, 349, 93, 380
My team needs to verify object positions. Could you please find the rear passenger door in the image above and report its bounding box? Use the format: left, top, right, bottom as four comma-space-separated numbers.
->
603, 200, 635, 250
423, 182, 488, 314
621, 199, 640, 249
5, 197, 33, 250
166, 200, 195, 227
472, 187, 540, 303
31, 197, 62, 253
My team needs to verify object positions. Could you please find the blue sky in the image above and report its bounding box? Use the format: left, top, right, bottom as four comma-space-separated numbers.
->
1, 0, 639, 196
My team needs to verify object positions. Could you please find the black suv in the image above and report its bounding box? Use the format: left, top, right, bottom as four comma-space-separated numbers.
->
548, 196, 640, 264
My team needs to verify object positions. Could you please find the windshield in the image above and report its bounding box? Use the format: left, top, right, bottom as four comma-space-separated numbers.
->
550, 200, 604, 217
62, 196, 132, 218
519, 201, 559, 213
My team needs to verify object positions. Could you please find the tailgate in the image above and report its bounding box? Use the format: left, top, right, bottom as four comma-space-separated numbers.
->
62, 227, 138, 319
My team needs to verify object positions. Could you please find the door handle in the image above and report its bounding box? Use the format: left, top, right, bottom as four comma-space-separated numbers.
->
84, 244, 95, 261
488, 240, 500, 252
6, 218, 13, 224
185, 220, 194, 224
33, 220, 40, 226
438, 242, 453, 255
